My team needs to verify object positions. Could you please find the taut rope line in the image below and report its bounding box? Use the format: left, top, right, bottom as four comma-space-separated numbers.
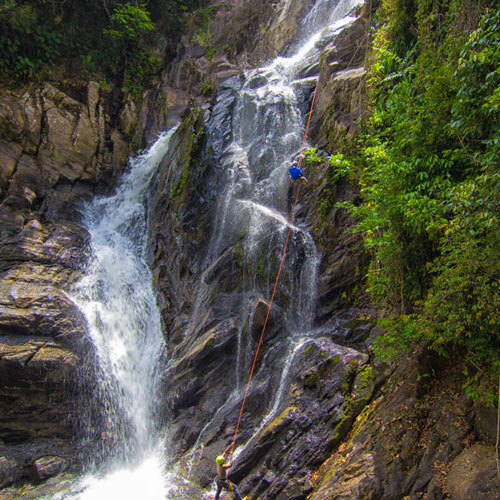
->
228, 59, 323, 457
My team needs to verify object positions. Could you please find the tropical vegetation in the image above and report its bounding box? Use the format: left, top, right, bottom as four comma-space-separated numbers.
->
0, 0, 209, 92
345, 0, 500, 400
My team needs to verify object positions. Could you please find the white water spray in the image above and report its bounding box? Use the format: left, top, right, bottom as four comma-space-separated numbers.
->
62, 130, 178, 499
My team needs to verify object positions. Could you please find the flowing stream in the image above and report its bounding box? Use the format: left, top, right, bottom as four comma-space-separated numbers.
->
57, 0, 363, 499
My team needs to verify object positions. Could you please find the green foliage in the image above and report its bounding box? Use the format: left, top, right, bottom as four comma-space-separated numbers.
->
377, 0, 418, 56
206, 45, 216, 61
328, 153, 352, 182
222, 44, 231, 58
451, 8, 500, 145
104, 3, 154, 42
171, 108, 204, 197
303, 147, 322, 166
123, 48, 161, 99
0, 0, 210, 92
201, 80, 213, 96
0, 2, 63, 79
101, 3, 159, 97
194, 4, 218, 33
310, 150, 353, 225
191, 3, 218, 48
349, 1, 500, 397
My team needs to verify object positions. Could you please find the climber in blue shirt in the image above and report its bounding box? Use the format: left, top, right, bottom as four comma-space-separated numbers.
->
289, 165, 308, 183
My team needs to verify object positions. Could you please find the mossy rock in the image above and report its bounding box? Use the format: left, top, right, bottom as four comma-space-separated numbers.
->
261, 406, 297, 437
170, 108, 206, 199
304, 371, 321, 387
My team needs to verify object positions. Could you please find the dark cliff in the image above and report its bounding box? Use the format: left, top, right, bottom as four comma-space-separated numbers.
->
0, 1, 498, 499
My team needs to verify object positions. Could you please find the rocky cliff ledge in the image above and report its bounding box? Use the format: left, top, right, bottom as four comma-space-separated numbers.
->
146, 3, 499, 499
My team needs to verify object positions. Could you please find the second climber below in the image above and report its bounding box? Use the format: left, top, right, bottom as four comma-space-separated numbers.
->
289, 165, 308, 183
214, 452, 243, 500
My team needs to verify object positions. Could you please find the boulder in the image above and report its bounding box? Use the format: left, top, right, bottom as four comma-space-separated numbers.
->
309, 452, 382, 500
447, 444, 500, 500
31, 456, 69, 482
0, 471, 75, 499
0, 456, 20, 489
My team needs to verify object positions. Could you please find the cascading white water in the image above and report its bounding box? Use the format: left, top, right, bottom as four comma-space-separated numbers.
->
295, 0, 364, 43
204, 0, 364, 347
52, 1, 364, 499
184, 0, 363, 473
55, 130, 179, 500
229, 0, 364, 438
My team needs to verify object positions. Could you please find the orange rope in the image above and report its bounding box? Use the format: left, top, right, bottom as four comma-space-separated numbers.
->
298, 66, 321, 169
228, 67, 322, 457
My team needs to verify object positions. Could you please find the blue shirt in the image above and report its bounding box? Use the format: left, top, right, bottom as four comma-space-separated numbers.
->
289, 166, 304, 180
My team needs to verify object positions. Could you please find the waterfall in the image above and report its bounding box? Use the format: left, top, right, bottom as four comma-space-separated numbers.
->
56, 131, 177, 500
181, 0, 363, 476
53, 0, 363, 498
199, 0, 364, 373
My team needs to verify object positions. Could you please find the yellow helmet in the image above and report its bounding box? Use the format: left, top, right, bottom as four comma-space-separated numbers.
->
216, 455, 225, 465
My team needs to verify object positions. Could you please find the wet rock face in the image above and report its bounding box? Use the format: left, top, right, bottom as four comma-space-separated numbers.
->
147, 108, 214, 344
144, 5, 377, 500
0, 337, 78, 484
147, 108, 255, 452
229, 339, 381, 500
147, 25, 379, 500
31, 455, 69, 482
0, 80, 144, 490
162, 0, 314, 108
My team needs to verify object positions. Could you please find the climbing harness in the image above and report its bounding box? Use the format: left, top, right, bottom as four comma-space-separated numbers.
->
227, 56, 323, 458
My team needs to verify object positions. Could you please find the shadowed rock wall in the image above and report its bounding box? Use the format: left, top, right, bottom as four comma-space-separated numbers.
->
0, 80, 146, 486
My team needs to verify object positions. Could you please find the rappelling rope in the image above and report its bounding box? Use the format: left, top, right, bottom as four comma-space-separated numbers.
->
227, 54, 324, 458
